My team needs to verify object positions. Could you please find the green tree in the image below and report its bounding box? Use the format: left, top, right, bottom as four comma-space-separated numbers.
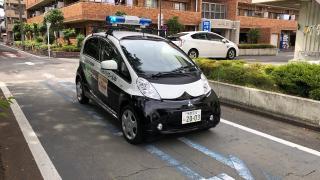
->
44, 9, 64, 42
76, 34, 85, 48
32, 23, 39, 38
115, 11, 127, 16
12, 21, 23, 41
247, 28, 260, 44
62, 28, 76, 45
166, 16, 184, 35
24, 24, 33, 40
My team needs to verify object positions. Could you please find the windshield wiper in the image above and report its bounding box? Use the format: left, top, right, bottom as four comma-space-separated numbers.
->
150, 66, 196, 78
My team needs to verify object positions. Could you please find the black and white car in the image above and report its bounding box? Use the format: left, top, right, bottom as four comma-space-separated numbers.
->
75, 16, 221, 144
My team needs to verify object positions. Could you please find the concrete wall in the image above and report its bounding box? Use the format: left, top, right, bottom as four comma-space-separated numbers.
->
209, 80, 320, 128
239, 48, 278, 56
295, 0, 320, 61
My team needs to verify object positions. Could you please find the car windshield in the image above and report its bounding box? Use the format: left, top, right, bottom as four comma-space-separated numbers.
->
120, 39, 197, 75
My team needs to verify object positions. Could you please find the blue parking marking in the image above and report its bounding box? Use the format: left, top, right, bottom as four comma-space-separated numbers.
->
145, 145, 203, 179
179, 137, 254, 180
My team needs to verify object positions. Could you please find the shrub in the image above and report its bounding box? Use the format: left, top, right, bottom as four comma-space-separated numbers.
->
62, 45, 80, 52
271, 62, 320, 98
35, 36, 43, 43
194, 59, 275, 90
310, 89, 320, 100
238, 44, 276, 49
76, 34, 85, 48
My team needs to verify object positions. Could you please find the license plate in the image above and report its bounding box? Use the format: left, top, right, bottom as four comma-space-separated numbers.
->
182, 110, 201, 124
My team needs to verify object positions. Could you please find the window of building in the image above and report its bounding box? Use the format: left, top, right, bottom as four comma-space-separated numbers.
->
145, 0, 157, 8
174, 2, 186, 11
202, 3, 226, 19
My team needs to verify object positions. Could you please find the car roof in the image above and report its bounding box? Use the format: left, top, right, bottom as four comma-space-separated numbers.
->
92, 31, 165, 40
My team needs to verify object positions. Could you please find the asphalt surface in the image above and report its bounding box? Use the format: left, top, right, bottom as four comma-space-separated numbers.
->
0, 44, 319, 180
238, 51, 294, 64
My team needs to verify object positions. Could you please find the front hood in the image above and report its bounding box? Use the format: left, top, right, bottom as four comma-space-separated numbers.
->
151, 79, 204, 99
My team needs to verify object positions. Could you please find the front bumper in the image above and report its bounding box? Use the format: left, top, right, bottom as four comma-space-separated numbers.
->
132, 90, 221, 134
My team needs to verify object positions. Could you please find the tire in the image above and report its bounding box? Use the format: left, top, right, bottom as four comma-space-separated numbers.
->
76, 77, 89, 104
121, 106, 143, 144
188, 49, 199, 59
227, 48, 236, 60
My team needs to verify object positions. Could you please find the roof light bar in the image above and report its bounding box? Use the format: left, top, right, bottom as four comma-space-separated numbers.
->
106, 16, 152, 27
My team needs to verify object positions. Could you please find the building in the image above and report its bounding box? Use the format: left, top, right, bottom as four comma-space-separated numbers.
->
26, 0, 202, 36
253, 0, 320, 61
201, 0, 299, 47
4, 0, 27, 41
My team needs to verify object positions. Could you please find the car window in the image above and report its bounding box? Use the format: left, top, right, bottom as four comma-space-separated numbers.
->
100, 39, 131, 82
100, 39, 117, 62
120, 39, 197, 75
207, 33, 223, 42
83, 38, 100, 60
167, 33, 188, 41
191, 33, 207, 40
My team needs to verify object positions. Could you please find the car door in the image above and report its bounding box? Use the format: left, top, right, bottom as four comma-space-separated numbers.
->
206, 33, 228, 58
190, 33, 211, 57
81, 37, 101, 96
99, 38, 132, 112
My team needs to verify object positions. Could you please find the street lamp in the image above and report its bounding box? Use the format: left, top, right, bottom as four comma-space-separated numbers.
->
46, 22, 51, 58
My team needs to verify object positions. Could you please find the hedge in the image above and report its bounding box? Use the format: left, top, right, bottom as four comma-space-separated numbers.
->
195, 58, 320, 101
238, 44, 276, 49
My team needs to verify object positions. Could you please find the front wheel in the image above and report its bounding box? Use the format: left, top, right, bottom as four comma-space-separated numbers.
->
76, 77, 89, 104
227, 49, 236, 60
121, 106, 143, 144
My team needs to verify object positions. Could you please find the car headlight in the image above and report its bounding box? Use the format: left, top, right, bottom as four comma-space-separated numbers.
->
201, 74, 211, 94
137, 77, 161, 100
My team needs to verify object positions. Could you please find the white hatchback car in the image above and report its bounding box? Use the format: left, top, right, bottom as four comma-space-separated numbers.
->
168, 31, 239, 59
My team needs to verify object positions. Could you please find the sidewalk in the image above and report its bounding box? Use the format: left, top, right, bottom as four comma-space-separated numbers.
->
0, 90, 42, 180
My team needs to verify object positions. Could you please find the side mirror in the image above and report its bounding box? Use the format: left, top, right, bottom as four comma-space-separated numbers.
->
101, 60, 118, 70
222, 39, 228, 43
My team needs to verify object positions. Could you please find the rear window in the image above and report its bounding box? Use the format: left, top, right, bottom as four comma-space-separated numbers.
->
167, 33, 188, 41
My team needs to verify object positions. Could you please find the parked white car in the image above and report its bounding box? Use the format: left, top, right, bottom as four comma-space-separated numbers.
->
168, 31, 239, 59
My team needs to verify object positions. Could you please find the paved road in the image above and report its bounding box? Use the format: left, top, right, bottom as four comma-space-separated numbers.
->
238, 51, 294, 64
0, 44, 319, 180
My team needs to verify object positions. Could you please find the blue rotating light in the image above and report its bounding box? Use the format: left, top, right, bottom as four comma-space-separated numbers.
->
106, 16, 151, 26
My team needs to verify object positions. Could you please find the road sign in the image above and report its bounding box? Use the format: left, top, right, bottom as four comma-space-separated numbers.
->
202, 20, 211, 32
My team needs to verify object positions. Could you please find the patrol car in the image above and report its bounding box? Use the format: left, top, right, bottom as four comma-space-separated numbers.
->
76, 16, 221, 144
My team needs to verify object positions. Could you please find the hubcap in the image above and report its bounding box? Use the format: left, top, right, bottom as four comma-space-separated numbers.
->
122, 110, 137, 140
76, 81, 83, 101
189, 51, 197, 59
229, 50, 235, 58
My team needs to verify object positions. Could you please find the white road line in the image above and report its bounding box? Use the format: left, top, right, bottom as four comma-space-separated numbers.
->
0, 82, 62, 180
3, 52, 18, 58
221, 119, 320, 157
25, 62, 35, 66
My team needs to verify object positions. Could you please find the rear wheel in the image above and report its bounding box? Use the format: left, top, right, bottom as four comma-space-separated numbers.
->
121, 106, 143, 144
227, 48, 236, 60
76, 77, 89, 104
188, 49, 199, 59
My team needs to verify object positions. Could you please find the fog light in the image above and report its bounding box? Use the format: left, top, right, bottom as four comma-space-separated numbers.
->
209, 115, 214, 121
157, 123, 163, 131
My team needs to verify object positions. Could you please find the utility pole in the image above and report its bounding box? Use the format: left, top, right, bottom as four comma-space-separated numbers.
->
158, 0, 162, 36
17, 0, 24, 49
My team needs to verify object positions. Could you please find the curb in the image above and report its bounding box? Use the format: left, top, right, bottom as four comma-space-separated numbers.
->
209, 80, 320, 129
0, 43, 44, 58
